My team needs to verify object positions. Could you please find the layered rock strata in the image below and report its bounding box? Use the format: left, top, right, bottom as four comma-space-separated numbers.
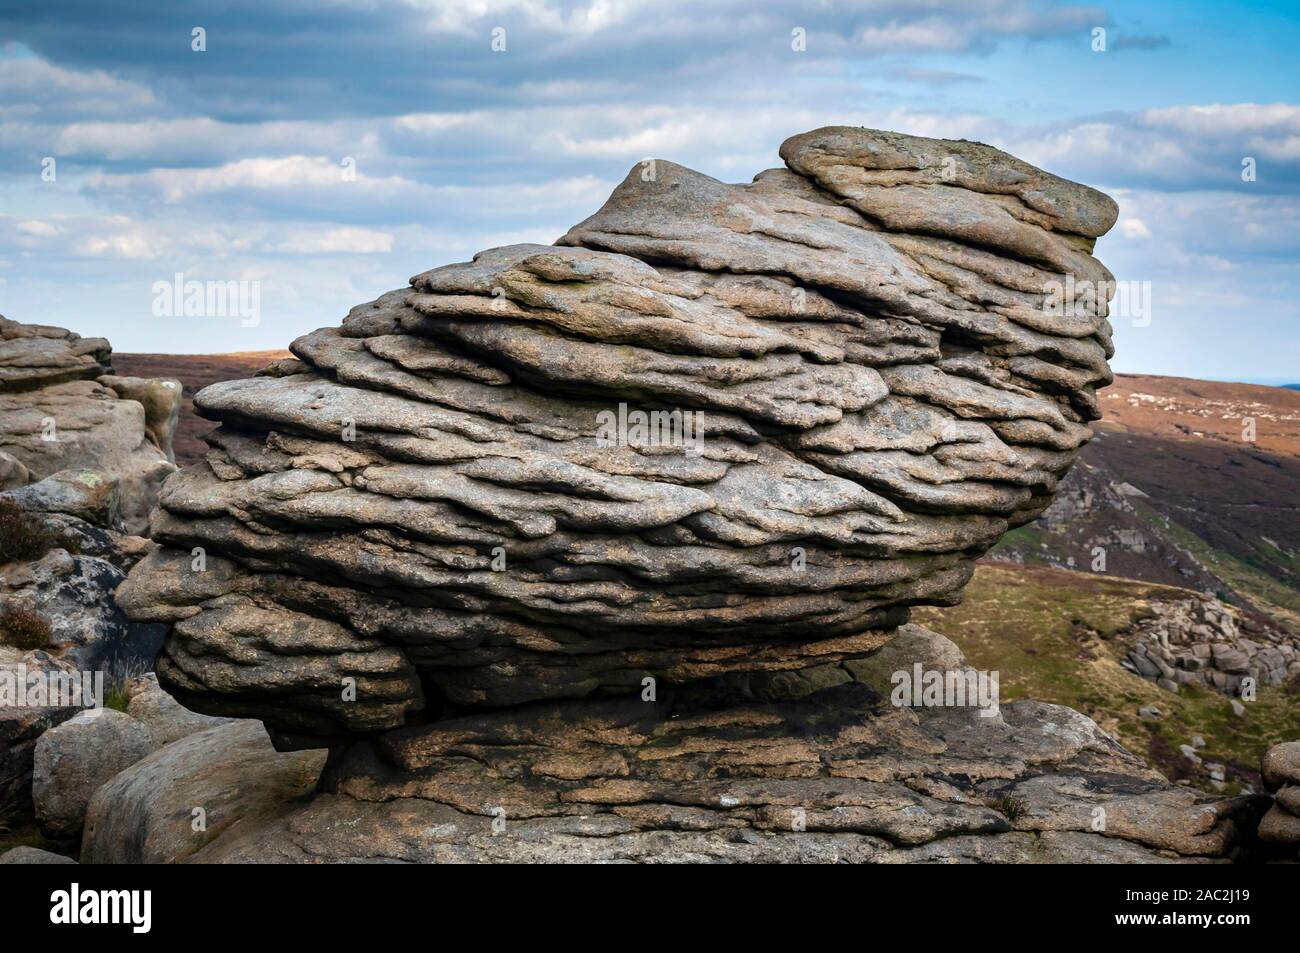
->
119, 127, 1119, 751
0, 316, 181, 533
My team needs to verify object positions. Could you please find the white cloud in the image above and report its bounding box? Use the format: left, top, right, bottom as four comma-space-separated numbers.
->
76, 231, 159, 260
16, 219, 59, 237
276, 227, 394, 254
1120, 217, 1151, 239
84, 155, 408, 203
0, 55, 156, 117
398, 0, 659, 37
55, 117, 366, 163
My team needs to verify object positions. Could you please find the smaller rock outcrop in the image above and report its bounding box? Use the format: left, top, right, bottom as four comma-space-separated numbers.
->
1120, 594, 1300, 695
1258, 742, 1300, 856
0, 470, 165, 823
0, 316, 181, 533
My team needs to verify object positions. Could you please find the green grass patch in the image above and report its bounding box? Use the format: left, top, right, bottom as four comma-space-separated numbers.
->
915, 562, 1300, 791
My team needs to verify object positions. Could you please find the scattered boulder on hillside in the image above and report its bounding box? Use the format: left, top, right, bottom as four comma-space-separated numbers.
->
0, 316, 181, 534
1119, 594, 1300, 696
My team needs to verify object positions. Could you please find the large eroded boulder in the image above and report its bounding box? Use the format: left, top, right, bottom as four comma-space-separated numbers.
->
86, 127, 1287, 863
118, 127, 1119, 750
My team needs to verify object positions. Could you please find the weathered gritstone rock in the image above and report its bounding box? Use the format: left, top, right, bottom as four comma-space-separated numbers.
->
119, 127, 1120, 750
81, 720, 326, 865
33, 708, 155, 839
0, 846, 77, 864
30, 676, 231, 841
0, 318, 111, 392
0, 316, 182, 533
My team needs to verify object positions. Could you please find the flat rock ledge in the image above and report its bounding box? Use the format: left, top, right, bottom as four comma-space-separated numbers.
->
73, 626, 1265, 864
118, 126, 1120, 751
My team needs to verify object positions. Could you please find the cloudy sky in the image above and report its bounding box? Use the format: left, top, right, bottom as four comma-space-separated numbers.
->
2, 1, 1297, 381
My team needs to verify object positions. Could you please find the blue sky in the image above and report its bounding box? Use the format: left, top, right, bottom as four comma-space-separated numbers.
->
1, 1, 1297, 381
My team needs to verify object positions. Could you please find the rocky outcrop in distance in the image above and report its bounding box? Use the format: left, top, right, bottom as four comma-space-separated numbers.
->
1122, 594, 1300, 695
119, 126, 1121, 751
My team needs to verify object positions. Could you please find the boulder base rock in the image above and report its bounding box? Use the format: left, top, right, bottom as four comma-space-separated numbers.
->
79, 626, 1264, 864
33, 708, 155, 839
